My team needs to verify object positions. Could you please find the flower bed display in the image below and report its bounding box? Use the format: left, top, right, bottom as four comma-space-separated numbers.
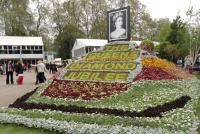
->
0, 78, 199, 133
0, 42, 199, 134
49, 67, 64, 80
142, 57, 176, 68
85, 50, 139, 61
163, 67, 193, 79
103, 44, 129, 51
64, 71, 129, 81
41, 79, 131, 100
66, 61, 137, 71
134, 67, 180, 81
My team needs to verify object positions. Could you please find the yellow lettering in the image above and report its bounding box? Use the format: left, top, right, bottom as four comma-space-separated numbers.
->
104, 45, 112, 51
126, 62, 136, 70
115, 73, 128, 81
93, 72, 102, 81
121, 45, 129, 50
66, 63, 76, 69
79, 72, 91, 80
104, 73, 115, 81
120, 51, 129, 58
64, 72, 74, 79
82, 63, 91, 69
86, 53, 96, 60
115, 63, 126, 70
90, 72, 97, 80
91, 63, 100, 70
112, 52, 120, 58
104, 63, 114, 70
129, 51, 139, 60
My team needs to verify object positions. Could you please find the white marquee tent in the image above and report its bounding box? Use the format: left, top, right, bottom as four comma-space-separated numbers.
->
72, 39, 107, 58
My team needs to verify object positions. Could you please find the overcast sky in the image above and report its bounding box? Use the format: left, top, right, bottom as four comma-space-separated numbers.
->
139, 0, 200, 21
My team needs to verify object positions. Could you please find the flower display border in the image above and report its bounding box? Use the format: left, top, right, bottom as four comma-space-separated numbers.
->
85, 50, 140, 61
26, 78, 199, 112
0, 77, 199, 133
66, 61, 138, 71
103, 44, 130, 51
0, 112, 191, 134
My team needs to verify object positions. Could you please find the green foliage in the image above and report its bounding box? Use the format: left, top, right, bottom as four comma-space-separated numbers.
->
154, 44, 160, 52
54, 24, 85, 59
90, 17, 107, 39
1, 0, 33, 36
158, 42, 171, 59
141, 39, 154, 51
0, 123, 56, 134
167, 16, 189, 45
155, 18, 172, 42
158, 16, 190, 62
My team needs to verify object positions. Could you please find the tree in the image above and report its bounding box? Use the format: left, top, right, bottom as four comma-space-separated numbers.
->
167, 16, 189, 45
50, 0, 67, 35
141, 39, 154, 52
186, 7, 200, 66
54, 24, 85, 59
0, 0, 33, 36
163, 15, 190, 62
89, 0, 108, 39
155, 18, 171, 42
30, 0, 50, 36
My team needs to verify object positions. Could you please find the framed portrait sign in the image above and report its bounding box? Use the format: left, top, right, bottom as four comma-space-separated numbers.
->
107, 6, 130, 42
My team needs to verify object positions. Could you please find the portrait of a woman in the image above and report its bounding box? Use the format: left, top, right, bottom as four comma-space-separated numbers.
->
107, 6, 130, 42
110, 12, 126, 39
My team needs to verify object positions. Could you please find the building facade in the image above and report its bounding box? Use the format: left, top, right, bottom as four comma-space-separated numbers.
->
72, 39, 107, 58
0, 36, 44, 65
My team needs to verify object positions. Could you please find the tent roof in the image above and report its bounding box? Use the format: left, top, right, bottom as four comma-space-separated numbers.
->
0, 36, 43, 46
72, 39, 107, 50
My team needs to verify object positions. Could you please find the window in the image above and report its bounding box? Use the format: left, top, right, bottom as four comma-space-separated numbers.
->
33, 50, 42, 54
39, 46, 42, 49
22, 50, 31, 54
17, 46, 20, 49
27, 46, 30, 49
35, 46, 38, 49
9, 50, 13, 54
22, 46, 26, 49
8, 46, 12, 49
4, 46, 7, 49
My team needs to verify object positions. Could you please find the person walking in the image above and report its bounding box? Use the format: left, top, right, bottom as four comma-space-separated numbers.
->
5, 60, 14, 84
15, 60, 24, 85
35, 66, 39, 85
32, 60, 48, 83
27, 62, 31, 72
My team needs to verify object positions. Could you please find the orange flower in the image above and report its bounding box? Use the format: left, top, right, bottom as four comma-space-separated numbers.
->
142, 58, 176, 68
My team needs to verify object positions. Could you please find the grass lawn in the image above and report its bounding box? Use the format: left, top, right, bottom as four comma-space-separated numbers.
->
195, 73, 200, 134
196, 73, 200, 80
0, 123, 56, 134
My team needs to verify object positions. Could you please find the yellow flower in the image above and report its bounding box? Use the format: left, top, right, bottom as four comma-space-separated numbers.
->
142, 58, 176, 68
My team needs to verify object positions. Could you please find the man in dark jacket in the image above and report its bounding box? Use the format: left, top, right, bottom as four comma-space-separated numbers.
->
6, 60, 14, 84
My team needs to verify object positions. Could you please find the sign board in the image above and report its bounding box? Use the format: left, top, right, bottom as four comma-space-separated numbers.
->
107, 6, 130, 42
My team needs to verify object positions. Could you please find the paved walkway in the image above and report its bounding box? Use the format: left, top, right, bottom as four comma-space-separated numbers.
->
0, 70, 52, 107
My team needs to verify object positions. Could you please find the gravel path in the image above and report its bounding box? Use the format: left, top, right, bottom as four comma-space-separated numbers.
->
0, 70, 52, 107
